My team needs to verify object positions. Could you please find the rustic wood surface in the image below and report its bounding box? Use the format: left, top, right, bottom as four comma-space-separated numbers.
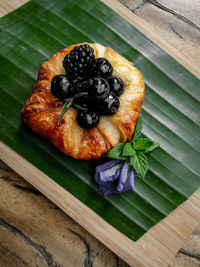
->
0, 159, 128, 267
0, 157, 200, 267
1, 160, 200, 267
1, 139, 199, 267
118, 0, 200, 65
0, 0, 200, 266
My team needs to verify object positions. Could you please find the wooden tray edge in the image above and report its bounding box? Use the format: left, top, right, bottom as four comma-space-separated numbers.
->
1, 141, 200, 266
1, 1, 200, 265
0, 141, 153, 267
102, 0, 200, 79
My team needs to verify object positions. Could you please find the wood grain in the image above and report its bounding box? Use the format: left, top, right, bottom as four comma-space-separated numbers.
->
102, 0, 200, 79
0, 141, 200, 267
0, 0, 200, 79
0, 160, 128, 267
1, 161, 199, 267
118, 0, 200, 64
0, 0, 26, 16
0, 0, 200, 266
0, 141, 151, 267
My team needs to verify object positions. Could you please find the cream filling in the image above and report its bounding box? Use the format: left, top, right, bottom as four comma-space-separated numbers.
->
95, 43, 106, 58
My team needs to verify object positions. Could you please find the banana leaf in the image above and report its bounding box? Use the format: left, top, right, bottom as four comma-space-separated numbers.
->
0, 0, 200, 241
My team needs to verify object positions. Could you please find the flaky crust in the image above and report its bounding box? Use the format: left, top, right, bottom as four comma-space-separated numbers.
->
21, 43, 145, 159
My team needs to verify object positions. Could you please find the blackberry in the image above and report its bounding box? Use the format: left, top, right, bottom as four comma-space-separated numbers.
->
98, 92, 120, 115
77, 110, 99, 129
63, 44, 95, 80
91, 58, 113, 79
51, 75, 73, 99
107, 75, 124, 96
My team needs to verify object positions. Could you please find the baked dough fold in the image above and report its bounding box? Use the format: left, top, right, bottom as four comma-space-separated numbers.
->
21, 43, 145, 159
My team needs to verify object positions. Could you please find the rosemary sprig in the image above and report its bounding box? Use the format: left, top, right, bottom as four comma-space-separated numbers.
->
73, 92, 88, 99
73, 103, 88, 111
57, 98, 73, 127
57, 92, 88, 127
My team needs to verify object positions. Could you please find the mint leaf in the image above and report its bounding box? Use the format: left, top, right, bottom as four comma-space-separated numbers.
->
130, 151, 148, 177
122, 143, 136, 157
133, 138, 160, 153
107, 142, 127, 160
132, 116, 142, 142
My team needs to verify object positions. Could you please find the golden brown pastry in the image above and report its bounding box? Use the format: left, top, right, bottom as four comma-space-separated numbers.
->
21, 43, 145, 159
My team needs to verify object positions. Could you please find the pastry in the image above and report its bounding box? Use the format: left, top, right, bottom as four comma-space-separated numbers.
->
21, 43, 145, 159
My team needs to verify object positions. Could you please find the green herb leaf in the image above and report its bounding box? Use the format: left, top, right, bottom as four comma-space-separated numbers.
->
122, 143, 136, 157
132, 116, 143, 142
107, 142, 127, 160
62, 98, 72, 109
133, 138, 160, 153
57, 92, 88, 126
57, 99, 73, 127
73, 103, 88, 111
73, 92, 88, 99
130, 151, 148, 177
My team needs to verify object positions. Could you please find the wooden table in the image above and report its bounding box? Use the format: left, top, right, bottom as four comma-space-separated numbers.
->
0, 1, 200, 266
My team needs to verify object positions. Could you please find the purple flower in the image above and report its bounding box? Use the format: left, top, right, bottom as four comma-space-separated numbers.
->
95, 160, 136, 196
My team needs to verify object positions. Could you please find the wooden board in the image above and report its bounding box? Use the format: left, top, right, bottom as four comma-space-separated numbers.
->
0, 1, 200, 266
103, 0, 200, 79
1, 142, 200, 267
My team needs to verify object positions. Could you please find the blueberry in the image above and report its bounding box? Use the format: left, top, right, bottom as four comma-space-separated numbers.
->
77, 110, 99, 129
51, 75, 73, 99
91, 58, 113, 79
75, 80, 90, 94
89, 78, 110, 101
107, 75, 124, 96
98, 92, 120, 115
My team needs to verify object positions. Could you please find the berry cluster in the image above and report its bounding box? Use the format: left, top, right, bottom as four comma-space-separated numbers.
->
51, 44, 124, 129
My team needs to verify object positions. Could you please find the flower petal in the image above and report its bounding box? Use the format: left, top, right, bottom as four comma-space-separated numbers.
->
95, 160, 123, 183
95, 159, 137, 196
99, 166, 121, 182
116, 161, 128, 192
95, 159, 121, 173
122, 167, 136, 192
98, 183, 117, 196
